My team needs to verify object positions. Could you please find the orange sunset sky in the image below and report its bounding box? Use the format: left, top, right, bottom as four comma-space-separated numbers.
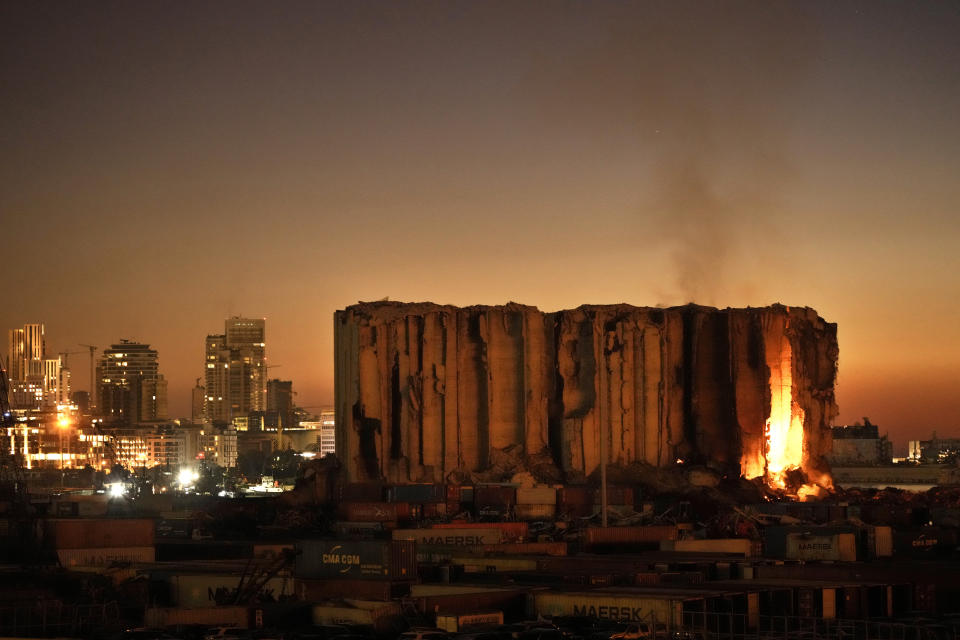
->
2, 2, 958, 452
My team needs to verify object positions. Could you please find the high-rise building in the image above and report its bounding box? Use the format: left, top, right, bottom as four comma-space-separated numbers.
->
7, 323, 44, 382
191, 378, 205, 422
203, 317, 266, 424
97, 340, 168, 424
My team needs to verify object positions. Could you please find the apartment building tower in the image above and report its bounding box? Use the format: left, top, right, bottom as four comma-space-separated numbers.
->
204, 317, 266, 424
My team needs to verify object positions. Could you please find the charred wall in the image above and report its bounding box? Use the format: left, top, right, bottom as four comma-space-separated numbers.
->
334, 302, 838, 484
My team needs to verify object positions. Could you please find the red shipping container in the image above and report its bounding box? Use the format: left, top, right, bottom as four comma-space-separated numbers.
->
422, 502, 448, 518
47, 518, 154, 550
477, 542, 568, 556
430, 521, 528, 542
592, 487, 635, 506
295, 578, 411, 601
558, 487, 591, 505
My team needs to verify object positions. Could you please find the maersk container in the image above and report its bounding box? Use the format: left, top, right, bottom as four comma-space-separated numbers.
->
516, 487, 557, 505
392, 527, 503, 546
387, 484, 445, 503
46, 518, 155, 550
584, 525, 678, 549
431, 521, 528, 542
57, 545, 154, 567
786, 533, 857, 562
534, 590, 695, 627
296, 539, 416, 580
515, 504, 556, 520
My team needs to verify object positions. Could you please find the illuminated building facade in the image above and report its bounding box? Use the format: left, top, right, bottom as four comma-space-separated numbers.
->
203, 317, 266, 424
97, 340, 168, 424
200, 425, 238, 468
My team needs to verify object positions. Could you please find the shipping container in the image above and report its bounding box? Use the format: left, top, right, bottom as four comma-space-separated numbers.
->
339, 502, 410, 522
392, 527, 503, 546
476, 542, 568, 557
534, 590, 697, 628
409, 585, 527, 619
584, 526, 678, 549
253, 543, 294, 559
515, 504, 556, 520
785, 533, 857, 562
335, 521, 389, 539
144, 606, 249, 630
592, 487, 635, 506
431, 522, 528, 542
474, 486, 517, 508
422, 502, 449, 518
46, 518, 155, 550
557, 487, 594, 517
296, 540, 416, 580
170, 574, 289, 608
57, 545, 154, 567
454, 556, 539, 573
387, 484, 445, 503
516, 487, 557, 505
867, 526, 893, 558
295, 578, 411, 601
156, 518, 192, 539
436, 611, 504, 632
661, 539, 753, 556
340, 482, 386, 502
312, 601, 402, 632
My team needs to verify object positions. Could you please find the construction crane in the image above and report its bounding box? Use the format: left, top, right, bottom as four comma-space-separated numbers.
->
78, 344, 97, 410
58, 350, 83, 370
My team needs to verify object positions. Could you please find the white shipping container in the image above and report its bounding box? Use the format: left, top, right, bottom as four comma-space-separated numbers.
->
516, 487, 557, 505
57, 545, 154, 568
172, 574, 290, 608
786, 533, 857, 562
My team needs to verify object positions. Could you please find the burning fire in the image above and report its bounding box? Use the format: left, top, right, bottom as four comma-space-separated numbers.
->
741, 323, 823, 500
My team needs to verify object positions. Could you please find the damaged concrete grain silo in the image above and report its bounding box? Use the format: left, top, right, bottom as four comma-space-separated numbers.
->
334, 301, 838, 497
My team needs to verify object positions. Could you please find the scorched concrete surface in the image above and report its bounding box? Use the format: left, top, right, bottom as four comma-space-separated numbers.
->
334, 302, 837, 486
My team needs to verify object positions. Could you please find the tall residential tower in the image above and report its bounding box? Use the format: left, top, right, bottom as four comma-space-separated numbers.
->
203, 317, 266, 424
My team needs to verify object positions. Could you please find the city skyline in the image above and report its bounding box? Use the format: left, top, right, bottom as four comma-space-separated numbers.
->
2, 2, 959, 450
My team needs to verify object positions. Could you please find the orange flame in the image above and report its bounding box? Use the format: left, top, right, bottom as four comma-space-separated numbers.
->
741, 323, 813, 499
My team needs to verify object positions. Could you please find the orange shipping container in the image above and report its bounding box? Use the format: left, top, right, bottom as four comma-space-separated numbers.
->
584, 525, 677, 548
47, 518, 154, 550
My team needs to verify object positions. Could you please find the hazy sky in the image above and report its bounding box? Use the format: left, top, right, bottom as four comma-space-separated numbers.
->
2, 1, 958, 451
